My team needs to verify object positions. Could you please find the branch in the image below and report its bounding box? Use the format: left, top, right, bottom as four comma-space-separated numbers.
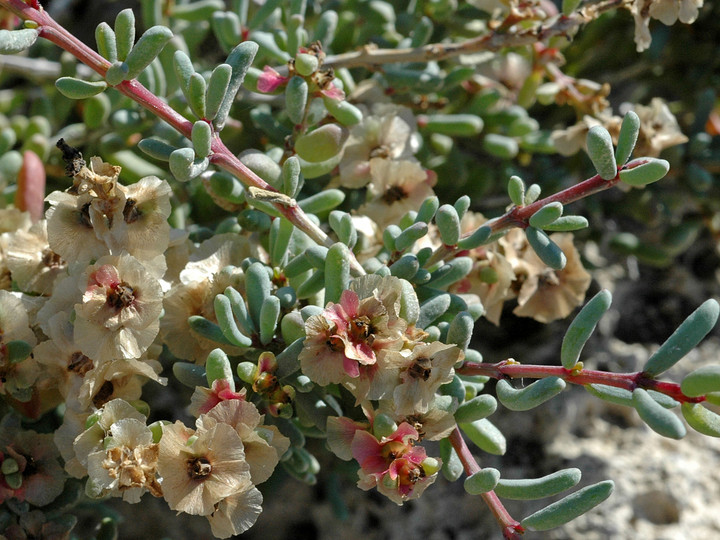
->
457, 360, 706, 404
1, 0, 365, 276
316, 0, 624, 72
449, 428, 524, 540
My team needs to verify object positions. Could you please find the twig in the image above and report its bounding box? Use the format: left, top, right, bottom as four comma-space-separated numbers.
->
457, 360, 705, 403
449, 428, 525, 539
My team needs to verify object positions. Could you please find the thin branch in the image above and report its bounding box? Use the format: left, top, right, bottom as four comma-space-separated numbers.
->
449, 428, 524, 540
317, 0, 624, 72
457, 360, 706, 403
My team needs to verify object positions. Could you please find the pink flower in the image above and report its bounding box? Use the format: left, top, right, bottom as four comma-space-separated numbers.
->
350, 422, 440, 505
189, 379, 248, 417
257, 66, 289, 93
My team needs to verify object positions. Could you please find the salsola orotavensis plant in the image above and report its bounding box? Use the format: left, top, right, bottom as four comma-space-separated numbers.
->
0, 0, 717, 538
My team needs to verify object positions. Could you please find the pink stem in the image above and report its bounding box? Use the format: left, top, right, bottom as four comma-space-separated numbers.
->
449, 428, 525, 539
458, 360, 705, 404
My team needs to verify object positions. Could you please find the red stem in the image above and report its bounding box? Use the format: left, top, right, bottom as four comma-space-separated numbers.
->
449, 428, 525, 539
458, 360, 705, 404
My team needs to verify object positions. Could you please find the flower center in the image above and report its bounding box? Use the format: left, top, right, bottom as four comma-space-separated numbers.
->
93, 381, 114, 408
79, 202, 92, 228
123, 198, 140, 224
382, 185, 408, 204
349, 316, 374, 344
187, 457, 212, 479
67, 351, 94, 376
381, 440, 408, 462
41, 248, 63, 268
407, 356, 432, 381
397, 459, 424, 486
107, 282, 135, 310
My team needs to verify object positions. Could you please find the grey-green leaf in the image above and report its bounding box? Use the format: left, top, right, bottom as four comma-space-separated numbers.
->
586, 125, 617, 180
495, 468, 582, 500
642, 299, 719, 377
632, 388, 686, 439
55, 77, 108, 100
681, 365, 720, 397
0, 29, 39, 54
561, 289, 612, 369
521, 480, 614, 531
615, 111, 640, 165
496, 377, 566, 411
525, 227, 566, 270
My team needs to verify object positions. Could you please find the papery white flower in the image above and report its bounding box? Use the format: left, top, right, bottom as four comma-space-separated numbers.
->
5, 220, 65, 295
74, 253, 163, 363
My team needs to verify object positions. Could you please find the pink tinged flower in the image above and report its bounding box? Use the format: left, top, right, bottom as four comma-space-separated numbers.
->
320, 82, 345, 100
257, 66, 289, 93
197, 400, 290, 485
157, 421, 252, 516
74, 253, 163, 363
299, 315, 356, 386
190, 378, 248, 417
350, 422, 439, 505
0, 429, 65, 507
389, 342, 463, 416
326, 415, 369, 461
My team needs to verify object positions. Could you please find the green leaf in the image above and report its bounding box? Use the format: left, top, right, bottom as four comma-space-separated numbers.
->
188, 72, 207, 118
681, 365, 720, 397
561, 289, 612, 369
213, 294, 252, 347
495, 468, 582, 500
205, 348, 235, 390
496, 377, 566, 411
439, 438, 463, 482
615, 111, 640, 165
521, 480, 614, 531
415, 196, 439, 224
269, 217, 294, 267
55, 77, 108, 100
421, 114, 483, 136
619, 158, 670, 187
295, 124, 349, 163
114, 8, 136, 61
529, 202, 563, 229
436, 204, 461, 245
285, 76, 309, 125
325, 243, 351, 305
0, 29, 39, 54
525, 227, 566, 270
681, 402, 720, 437
464, 468, 501, 495
507, 175, 525, 206
323, 97, 362, 126
216, 41, 259, 131
191, 121, 212, 158
206, 63, 233, 121
282, 156, 301, 197
632, 388, 686, 439
171, 0, 225, 21
124, 25, 173, 80
426, 257, 473, 289
297, 188, 345, 214
259, 296, 281, 345
542, 215, 589, 232
454, 394, 497, 423
458, 225, 492, 250
138, 138, 177, 161
95, 23, 117, 62
188, 315, 233, 346
246, 262, 272, 329
642, 299, 719, 377
483, 133, 519, 159
446, 311, 474, 351
417, 294, 452, 329
224, 286, 255, 334
5, 340, 32, 363
586, 125, 617, 180
459, 418, 506, 455
173, 50, 195, 94
169, 147, 208, 182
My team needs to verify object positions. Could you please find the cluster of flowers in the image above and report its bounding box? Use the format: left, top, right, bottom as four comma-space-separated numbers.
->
0, 155, 288, 537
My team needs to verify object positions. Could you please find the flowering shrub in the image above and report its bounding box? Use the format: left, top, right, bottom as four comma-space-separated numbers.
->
0, 1, 718, 538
